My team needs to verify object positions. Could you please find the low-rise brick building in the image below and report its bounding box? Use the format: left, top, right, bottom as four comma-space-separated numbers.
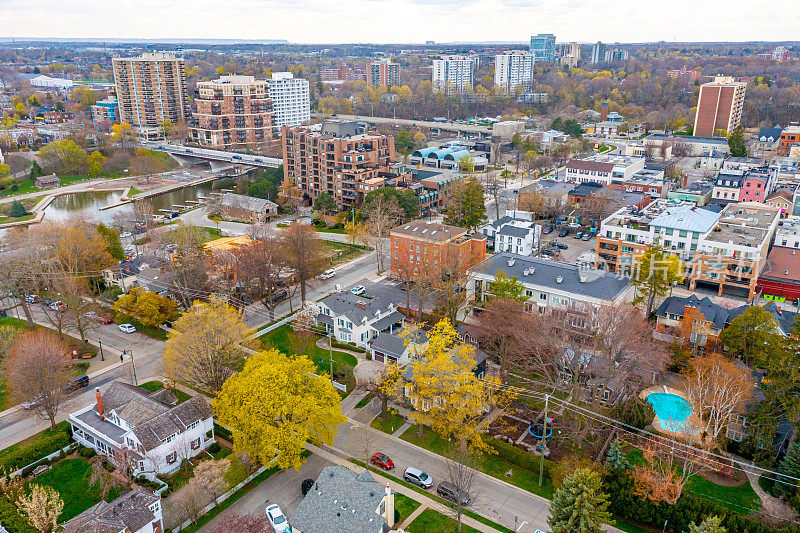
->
390, 220, 486, 278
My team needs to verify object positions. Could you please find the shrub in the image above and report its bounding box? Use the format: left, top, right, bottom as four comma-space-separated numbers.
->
0, 495, 36, 532
208, 442, 221, 454
214, 423, 232, 441
0, 431, 70, 472
488, 437, 545, 473
79, 446, 97, 458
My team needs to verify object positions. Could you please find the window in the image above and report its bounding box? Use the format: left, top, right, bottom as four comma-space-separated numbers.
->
191, 437, 201, 450
166, 452, 177, 464
539, 293, 547, 300
162, 434, 176, 444
186, 420, 200, 432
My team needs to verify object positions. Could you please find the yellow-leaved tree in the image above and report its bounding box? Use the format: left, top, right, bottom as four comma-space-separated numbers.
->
113, 287, 179, 327
164, 298, 254, 394
213, 349, 346, 470
404, 319, 511, 452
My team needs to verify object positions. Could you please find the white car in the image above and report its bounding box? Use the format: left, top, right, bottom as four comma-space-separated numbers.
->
119, 232, 132, 239
118, 323, 137, 334
350, 285, 366, 296
266, 503, 288, 532
320, 268, 336, 280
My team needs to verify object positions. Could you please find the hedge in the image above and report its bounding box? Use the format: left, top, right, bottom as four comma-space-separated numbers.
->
488, 437, 552, 474
0, 432, 70, 472
605, 470, 800, 533
0, 496, 36, 533
214, 423, 232, 442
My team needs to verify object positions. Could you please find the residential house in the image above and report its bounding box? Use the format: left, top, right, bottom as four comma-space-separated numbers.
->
738, 170, 774, 203
289, 466, 394, 533
755, 126, 783, 155
62, 488, 163, 533
35, 173, 60, 188
778, 125, 800, 156
220, 192, 278, 223
479, 212, 539, 255
565, 155, 645, 185
711, 170, 744, 203
368, 328, 428, 365
765, 189, 794, 218
655, 295, 737, 349
102, 256, 163, 292
668, 182, 714, 206
69, 382, 214, 478
757, 246, 800, 303
699, 150, 725, 171
314, 290, 405, 348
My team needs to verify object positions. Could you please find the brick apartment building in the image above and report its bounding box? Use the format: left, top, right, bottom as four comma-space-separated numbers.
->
692, 76, 747, 137
112, 51, 190, 129
390, 220, 486, 278
282, 120, 396, 210
369, 59, 400, 87
778, 126, 800, 156
189, 75, 273, 150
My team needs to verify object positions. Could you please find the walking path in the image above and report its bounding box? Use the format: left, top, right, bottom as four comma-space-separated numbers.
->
745, 469, 798, 522
399, 504, 428, 530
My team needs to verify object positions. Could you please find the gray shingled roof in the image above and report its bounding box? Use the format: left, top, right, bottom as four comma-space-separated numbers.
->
371, 311, 405, 332
472, 253, 630, 302
369, 330, 427, 358
655, 295, 741, 329
221, 192, 277, 212
289, 466, 389, 533
497, 224, 531, 238
320, 291, 398, 325
62, 488, 159, 533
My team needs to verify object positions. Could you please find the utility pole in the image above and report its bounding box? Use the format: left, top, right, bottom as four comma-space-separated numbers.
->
539, 394, 549, 487
328, 331, 334, 385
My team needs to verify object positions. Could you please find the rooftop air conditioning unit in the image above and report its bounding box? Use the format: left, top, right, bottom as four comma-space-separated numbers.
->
508, 259, 515, 267
557, 276, 563, 284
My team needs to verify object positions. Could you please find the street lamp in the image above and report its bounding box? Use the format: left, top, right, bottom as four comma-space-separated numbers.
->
98, 339, 104, 361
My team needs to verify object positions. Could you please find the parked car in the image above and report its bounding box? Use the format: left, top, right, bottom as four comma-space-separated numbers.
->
118, 323, 137, 334
543, 245, 559, 255
264, 288, 288, 305
541, 225, 554, 235
404, 467, 433, 489
371, 452, 395, 470
557, 229, 569, 238
119, 232, 132, 239
49, 301, 67, 312
265, 504, 288, 532
24, 295, 40, 303
96, 316, 113, 325
350, 285, 366, 296
582, 233, 592, 241
555, 241, 568, 250
22, 394, 43, 410
573, 232, 583, 239
320, 268, 336, 280
568, 222, 581, 228
66, 374, 89, 392
301, 478, 315, 496
437, 481, 472, 506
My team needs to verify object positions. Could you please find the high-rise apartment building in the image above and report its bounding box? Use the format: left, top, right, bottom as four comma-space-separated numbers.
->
558, 43, 582, 68
494, 51, 535, 93
590, 42, 606, 65
268, 72, 311, 129
693, 76, 747, 137
189, 75, 273, 150
369, 59, 400, 87
530, 34, 556, 63
432, 56, 474, 95
282, 120, 396, 210
112, 52, 189, 129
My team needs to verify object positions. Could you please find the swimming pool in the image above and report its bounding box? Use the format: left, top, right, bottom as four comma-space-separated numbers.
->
646, 392, 693, 433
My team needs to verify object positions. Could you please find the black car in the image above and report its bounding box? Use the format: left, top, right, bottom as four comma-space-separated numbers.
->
437, 481, 471, 506
557, 229, 569, 238
555, 241, 568, 250
66, 374, 89, 392
264, 288, 288, 305
301, 478, 315, 496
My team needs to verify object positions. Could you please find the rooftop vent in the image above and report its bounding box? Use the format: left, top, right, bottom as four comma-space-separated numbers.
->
508, 259, 515, 267
557, 276, 563, 284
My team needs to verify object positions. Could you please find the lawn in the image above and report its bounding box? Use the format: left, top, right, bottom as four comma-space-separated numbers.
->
128, 187, 142, 196
163, 226, 223, 244
139, 380, 192, 404
113, 315, 168, 340
406, 508, 482, 533
355, 393, 374, 409
33, 457, 122, 522
0, 177, 38, 199
394, 492, 421, 523
259, 324, 358, 393
0, 421, 70, 461
321, 240, 368, 267
371, 409, 406, 434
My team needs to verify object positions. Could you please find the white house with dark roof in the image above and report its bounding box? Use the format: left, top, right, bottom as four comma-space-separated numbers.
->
62, 488, 163, 533
289, 466, 394, 533
69, 382, 214, 478
314, 290, 406, 348
368, 328, 428, 365
478, 211, 539, 254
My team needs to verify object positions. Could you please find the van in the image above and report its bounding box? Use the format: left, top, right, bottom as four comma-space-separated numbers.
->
437, 481, 471, 505
320, 268, 336, 280
66, 375, 89, 392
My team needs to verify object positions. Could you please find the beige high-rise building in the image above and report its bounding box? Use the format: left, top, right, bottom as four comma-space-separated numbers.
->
112, 52, 189, 129
693, 76, 747, 137
189, 75, 273, 149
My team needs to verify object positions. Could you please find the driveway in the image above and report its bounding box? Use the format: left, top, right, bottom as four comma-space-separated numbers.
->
198, 454, 335, 532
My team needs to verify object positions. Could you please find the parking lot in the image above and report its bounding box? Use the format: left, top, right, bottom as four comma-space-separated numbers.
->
538, 227, 598, 264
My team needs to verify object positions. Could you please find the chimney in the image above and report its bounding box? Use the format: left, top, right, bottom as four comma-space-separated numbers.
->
357, 301, 367, 310
600, 102, 609, 122
557, 276, 563, 284
385, 484, 395, 527
95, 388, 104, 419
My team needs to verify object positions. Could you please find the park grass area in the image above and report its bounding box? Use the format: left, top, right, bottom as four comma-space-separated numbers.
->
128, 187, 142, 197
139, 380, 192, 404
370, 409, 406, 435
259, 324, 358, 393
162, 225, 223, 244
33, 457, 122, 522
406, 508, 482, 533
0, 177, 38, 198
321, 240, 368, 267
394, 492, 421, 523
400, 424, 556, 500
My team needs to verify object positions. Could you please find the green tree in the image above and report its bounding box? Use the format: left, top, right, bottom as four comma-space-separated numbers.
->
630, 242, 685, 317
0, 163, 9, 179
457, 154, 475, 174
313, 191, 336, 214
548, 468, 612, 533
444, 175, 485, 230
395, 129, 414, 153
688, 516, 726, 533
9, 201, 27, 218
778, 439, 800, 496
488, 270, 527, 302
728, 126, 747, 157
87, 151, 107, 178
719, 306, 782, 365
605, 439, 630, 470
38, 139, 89, 176
96, 222, 125, 260
247, 177, 277, 200
29, 161, 44, 180
364, 187, 419, 220
213, 349, 347, 471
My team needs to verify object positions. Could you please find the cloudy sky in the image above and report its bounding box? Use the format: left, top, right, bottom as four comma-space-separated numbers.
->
0, 0, 798, 44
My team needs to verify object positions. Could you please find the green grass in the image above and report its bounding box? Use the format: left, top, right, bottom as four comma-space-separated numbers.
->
370, 409, 406, 435
0, 421, 70, 460
113, 316, 168, 340
406, 508, 482, 533
615, 518, 660, 533
0, 177, 37, 198
400, 425, 556, 499
321, 240, 368, 267
163, 226, 223, 244
128, 187, 142, 196
0, 213, 36, 225
139, 380, 192, 404
394, 492, 421, 523
33, 458, 122, 522
315, 227, 347, 234
355, 393, 374, 409
259, 324, 358, 393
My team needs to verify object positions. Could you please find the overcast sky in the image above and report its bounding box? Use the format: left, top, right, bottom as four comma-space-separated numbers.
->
1, 0, 798, 44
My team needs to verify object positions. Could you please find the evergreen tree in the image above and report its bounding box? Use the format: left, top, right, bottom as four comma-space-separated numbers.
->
605, 439, 630, 470
728, 126, 747, 157
548, 468, 612, 533
778, 439, 800, 496
29, 161, 44, 180
688, 516, 726, 533
9, 201, 27, 218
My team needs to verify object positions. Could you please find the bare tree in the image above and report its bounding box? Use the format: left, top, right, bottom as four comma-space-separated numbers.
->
5, 330, 73, 428
239, 225, 287, 321
282, 222, 326, 304
362, 193, 401, 273
441, 445, 482, 532
162, 223, 210, 308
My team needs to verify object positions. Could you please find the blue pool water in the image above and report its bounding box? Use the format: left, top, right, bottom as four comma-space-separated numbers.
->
646, 392, 693, 433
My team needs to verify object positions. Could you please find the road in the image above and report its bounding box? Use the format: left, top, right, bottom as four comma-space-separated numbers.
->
324, 113, 493, 137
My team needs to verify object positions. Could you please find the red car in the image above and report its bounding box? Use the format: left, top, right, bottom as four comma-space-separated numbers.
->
96, 316, 113, 325
371, 452, 394, 470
